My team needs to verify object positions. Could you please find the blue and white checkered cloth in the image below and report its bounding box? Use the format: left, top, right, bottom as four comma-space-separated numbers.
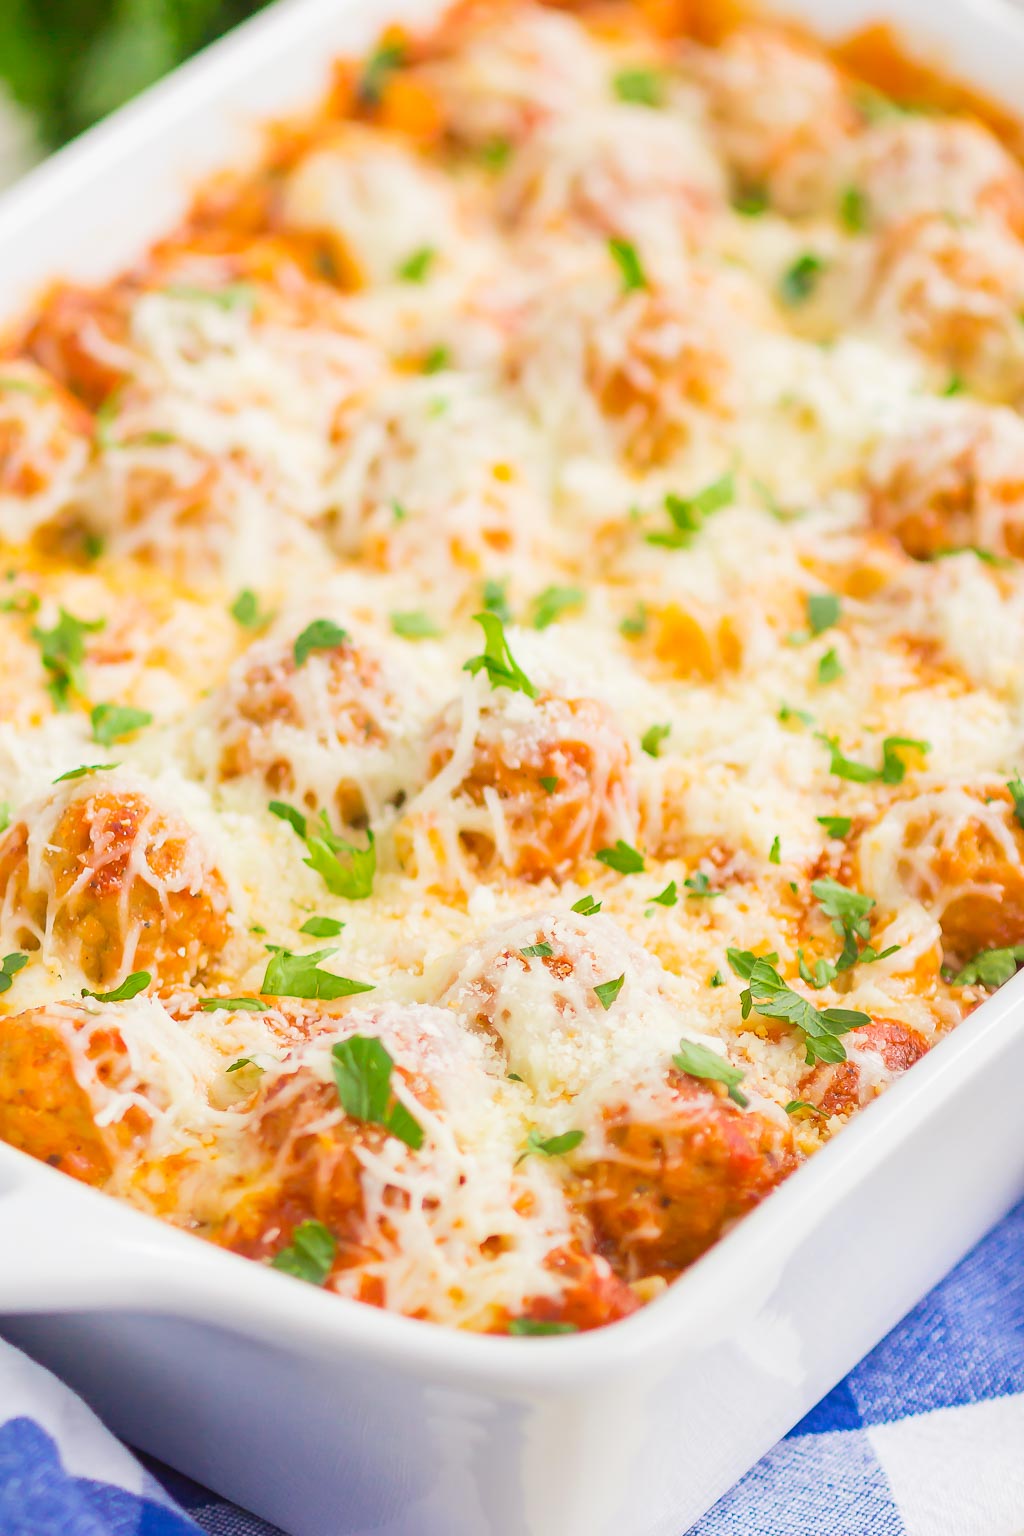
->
2, 1197, 1023, 1536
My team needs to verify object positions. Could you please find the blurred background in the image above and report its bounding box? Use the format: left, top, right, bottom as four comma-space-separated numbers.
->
0, 0, 274, 184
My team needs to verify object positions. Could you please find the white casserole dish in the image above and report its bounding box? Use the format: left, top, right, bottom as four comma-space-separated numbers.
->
1, 2, 1024, 1531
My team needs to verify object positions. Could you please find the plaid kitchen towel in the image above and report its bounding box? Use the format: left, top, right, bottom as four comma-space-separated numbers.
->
2, 1197, 1023, 1536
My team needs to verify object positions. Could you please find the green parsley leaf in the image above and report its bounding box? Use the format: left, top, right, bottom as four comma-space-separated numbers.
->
82, 970, 150, 1002
226, 1057, 264, 1074
53, 763, 117, 782
198, 997, 269, 1013
817, 647, 843, 685
818, 733, 929, 784
673, 1038, 748, 1106
619, 602, 648, 638
271, 1220, 337, 1285
521, 942, 553, 959
268, 800, 308, 838
684, 872, 720, 899
164, 282, 255, 312
481, 578, 512, 624
780, 253, 825, 305
31, 607, 105, 710
522, 1128, 584, 1159
785, 1099, 824, 1118
507, 1319, 579, 1336
640, 723, 670, 758
652, 880, 678, 907
539, 776, 559, 794
608, 236, 647, 292
647, 475, 734, 549
90, 703, 152, 746
261, 947, 374, 1002
293, 619, 348, 668
793, 592, 840, 641
230, 589, 273, 630
739, 958, 869, 1065
709, 970, 724, 987
779, 702, 815, 727
390, 610, 441, 640
817, 815, 852, 838
768, 836, 781, 865
331, 1035, 423, 1149
299, 916, 345, 938
880, 736, 930, 785
950, 945, 1024, 988
463, 612, 536, 698
612, 66, 664, 106
726, 947, 780, 981
839, 184, 868, 232
304, 820, 376, 900
423, 345, 450, 374
732, 188, 768, 216
593, 973, 625, 1010
1008, 773, 1024, 832
571, 894, 602, 915
358, 39, 406, 105
397, 246, 436, 283
0, 952, 28, 995
0, 802, 9, 833
595, 840, 645, 874
480, 138, 512, 171
531, 585, 584, 630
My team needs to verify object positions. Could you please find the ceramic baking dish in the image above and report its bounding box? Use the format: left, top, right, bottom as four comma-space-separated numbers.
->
2, 2, 1024, 1532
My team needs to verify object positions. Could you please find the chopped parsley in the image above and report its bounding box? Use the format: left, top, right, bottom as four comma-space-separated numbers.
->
779, 253, 825, 306
53, 763, 117, 782
790, 592, 840, 644
571, 894, 602, 915
640, 723, 670, 758
673, 1039, 748, 1107
0, 952, 28, 995
508, 1319, 578, 1336
358, 38, 406, 106
231, 589, 273, 630
271, 1221, 336, 1286
818, 733, 929, 785
646, 474, 734, 549
531, 585, 584, 630
31, 607, 105, 710
269, 801, 376, 899
82, 970, 150, 1002
0, 803, 9, 833
521, 1128, 584, 1159
709, 970, 724, 988
423, 344, 450, 374
737, 955, 869, 1065
785, 1099, 824, 1119
593, 974, 625, 1010
293, 619, 348, 668
480, 138, 512, 171
779, 702, 814, 727
397, 246, 436, 283
652, 880, 678, 907
732, 188, 768, 216
261, 947, 374, 1002
463, 612, 536, 698
725, 947, 780, 981
612, 66, 664, 107
619, 602, 648, 639
1008, 773, 1024, 832
521, 942, 553, 959
90, 703, 152, 746
199, 997, 269, 1013
608, 236, 647, 292
596, 840, 645, 874
950, 945, 1024, 989
799, 876, 899, 987
481, 578, 512, 624
390, 610, 441, 640
817, 647, 843, 685
684, 872, 720, 899
331, 1035, 423, 1149
839, 184, 868, 232
817, 815, 852, 838
226, 1057, 264, 1074
768, 836, 781, 865
299, 916, 345, 938
539, 776, 559, 794
164, 282, 255, 312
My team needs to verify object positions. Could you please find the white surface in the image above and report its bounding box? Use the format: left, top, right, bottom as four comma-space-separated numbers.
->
1, 2, 1024, 1533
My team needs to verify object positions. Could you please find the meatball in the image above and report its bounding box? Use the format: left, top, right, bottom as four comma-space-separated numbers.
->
0, 1004, 150, 1186
0, 776, 231, 987
847, 115, 1024, 238
580, 1071, 795, 1278
798, 1018, 929, 1118
0, 364, 92, 546
214, 625, 423, 822
867, 402, 1024, 561
864, 213, 1024, 400
856, 783, 1024, 966
694, 24, 858, 214
412, 686, 638, 883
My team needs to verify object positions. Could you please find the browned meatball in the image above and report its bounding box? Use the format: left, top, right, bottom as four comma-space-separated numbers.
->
798, 1018, 929, 1118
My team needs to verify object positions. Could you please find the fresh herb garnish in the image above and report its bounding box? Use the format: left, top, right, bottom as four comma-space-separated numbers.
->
271, 1220, 336, 1285
726, 947, 779, 981
768, 836, 781, 865
646, 474, 734, 548
226, 1057, 264, 1074
508, 1319, 579, 1336
595, 840, 645, 874
539, 776, 559, 794
619, 602, 648, 638
299, 916, 345, 938
53, 763, 117, 782
531, 585, 584, 630
390, 610, 441, 639
817, 815, 852, 838
481, 578, 511, 624
464, 612, 536, 698
521, 1128, 584, 1159
199, 997, 269, 1012
684, 872, 720, 899
1008, 773, 1024, 832
261, 947, 374, 1001
270, 801, 376, 899
397, 246, 436, 283
791, 592, 840, 643
521, 942, 553, 959
231, 589, 273, 630
780, 253, 824, 305
82, 970, 150, 1002
608, 236, 647, 292
840, 184, 868, 232
31, 608, 104, 710
358, 38, 406, 106
612, 66, 664, 106
818, 733, 929, 785
331, 1035, 423, 1149
737, 956, 869, 1065
0, 952, 28, 994
950, 945, 1024, 988
652, 880, 678, 907
593, 974, 625, 1010
293, 619, 348, 668
673, 1039, 748, 1106
817, 647, 843, 685
90, 703, 152, 746
640, 723, 670, 758
733, 188, 768, 216
571, 894, 602, 915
